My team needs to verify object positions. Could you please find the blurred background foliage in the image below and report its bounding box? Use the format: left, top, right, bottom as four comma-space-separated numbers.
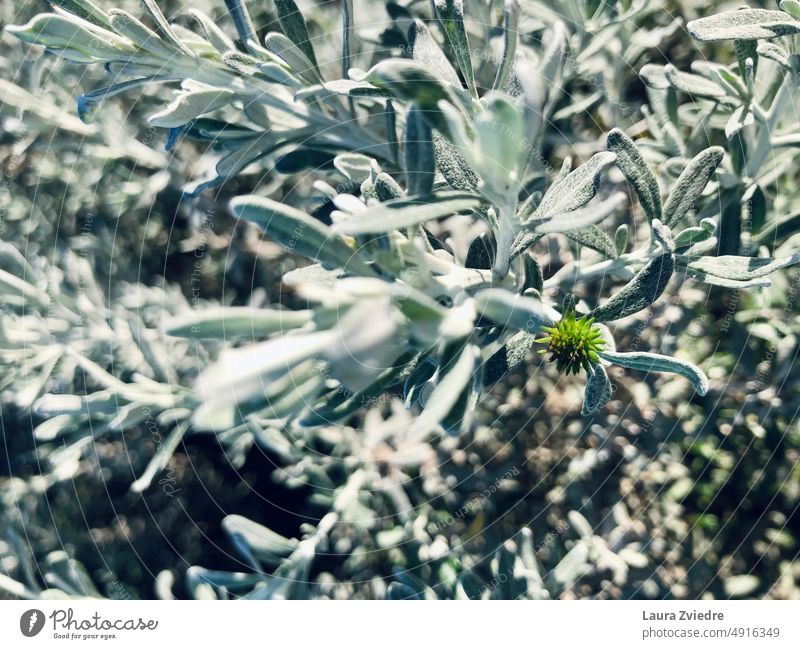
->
0, 0, 798, 600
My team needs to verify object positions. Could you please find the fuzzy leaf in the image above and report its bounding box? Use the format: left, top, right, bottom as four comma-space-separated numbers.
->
534, 152, 616, 220
222, 515, 298, 561
590, 253, 674, 322
223, 0, 258, 44
230, 195, 375, 275
374, 173, 405, 201
725, 105, 754, 140
756, 41, 790, 67
614, 224, 629, 255
482, 331, 536, 386
510, 231, 545, 260
492, 0, 520, 91
108, 9, 176, 58
664, 65, 727, 99
521, 254, 544, 293
404, 105, 436, 196
139, 0, 194, 56
606, 129, 662, 223
534, 192, 626, 234
409, 343, 476, 438
165, 307, 312, 339
433, 0, 476, 94
563, 226, 617, 259
582, 363, 612, 415
465, 232, 495, 270
189, 9, 237, 52
194, 332, 334, 417
273, 0, 318, 66
331, 193, 480, 235
77, 77, 161, 124
673, 226, 713, 251
687, 8, 800, 42
49, 0, 110, 27
149, 88, 236, 128
359, 60, 456, 131
434, 133, 479, 192
662, 147, 724, 226
651, 219, 675, 252
680, 267, 770, 288
473, 289, 555, 332
322, 79, 390, 97
333, 153, 373, 182
678, 252, 800, 281
474, 94, 525, 196
131, 423, 188, 493
7, 13, 134, 60
600, 350, 709, 396
408, 20, 460, 86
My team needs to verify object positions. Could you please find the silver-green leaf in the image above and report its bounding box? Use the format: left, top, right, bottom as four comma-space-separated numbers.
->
433, 0, 476, 95
331, 193, 481, 235
404, 105, 436, 196
582, 363, 612, 415
662, 147, 724, 226
230, 195, 376, 276
687, 9, 800, 42
600, 350, 709, 395
533, 152, 616, 220
473, 289, 556, 332
589, 253, 675, 322
606, 128, 662, 223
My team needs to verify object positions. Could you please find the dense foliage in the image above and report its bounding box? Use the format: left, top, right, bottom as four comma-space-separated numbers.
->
1, 0, 799, 599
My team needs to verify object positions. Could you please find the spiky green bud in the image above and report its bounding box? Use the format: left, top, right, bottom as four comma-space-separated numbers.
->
535, 310, 606, 375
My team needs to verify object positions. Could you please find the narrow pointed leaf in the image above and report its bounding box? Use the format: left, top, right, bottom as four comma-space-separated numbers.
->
130, 423, 189, 493
433, 0, 475, 94
662, 147, 724, 226
473, 289, 556, 332
149, 88, 236, 128
589, 253, 674, 321
606, 129, 662, 223
582, 363, 612, 415
434, 133, 479, 192
409, 20, 460, 86
48, 0, 110, 27
534, 192, 626, 234
108, 9, 176, 58
274, 0, 318, 67
7, 13, 134, 60
493, 0, 520, 91
563, 226, 617, 259
140, 0, 195, 57
404, 105, 436, 196
230, 195, 376, 275
688, 9, 800, 42
342, 0, 354, 76
600, 350, 709, 395
265, 32, 319, 80
331, 194, 480, 235
534, 152, 616, 220
409, 343, 476, 438
223, 0, 258, 45
165, 307, 312, 339
482, 331, 536, 386
677, 251, 800, 280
